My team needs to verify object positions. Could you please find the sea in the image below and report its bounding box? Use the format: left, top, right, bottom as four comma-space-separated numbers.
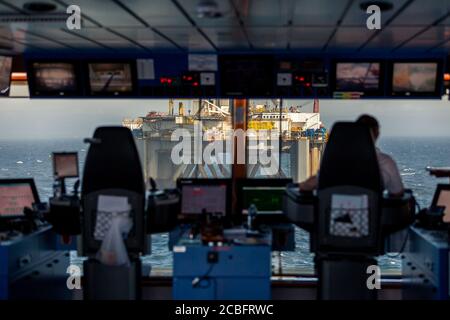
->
0, 136, 449, 274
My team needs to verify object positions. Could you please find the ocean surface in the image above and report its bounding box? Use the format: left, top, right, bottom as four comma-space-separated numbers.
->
0, 136, 449, 274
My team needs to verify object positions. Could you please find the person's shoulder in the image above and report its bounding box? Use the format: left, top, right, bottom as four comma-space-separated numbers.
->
376, 149, 398, 167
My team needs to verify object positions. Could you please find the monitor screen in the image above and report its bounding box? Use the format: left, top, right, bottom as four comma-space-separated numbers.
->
0, 180, 38, 217
181, 184, 227, 215
53, 152, 78, 178
219, 55, 274, 96
242, 186, 285, 214
88, 62, 134, 95
0, 56, 12, 96
335, 62, 380, 92
31, 62, 78, 95
392, 62, 438, 94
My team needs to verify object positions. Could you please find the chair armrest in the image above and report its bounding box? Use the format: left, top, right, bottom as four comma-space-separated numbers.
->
381, 189, 415, 234
283, 183, 316, 231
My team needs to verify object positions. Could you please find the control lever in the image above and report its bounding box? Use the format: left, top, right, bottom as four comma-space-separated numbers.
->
149, 177, 157, 192
247, 204, 257, 231
22, 207, 38, 233
73, 179, 80, 197
146, 179, 180, 234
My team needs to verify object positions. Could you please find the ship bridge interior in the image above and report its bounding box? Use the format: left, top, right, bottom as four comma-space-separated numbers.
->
0, 0, 449, 302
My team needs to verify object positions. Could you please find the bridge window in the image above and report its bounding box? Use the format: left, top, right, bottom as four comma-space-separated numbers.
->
139, 99, 232, 189
3, 98, 450, 277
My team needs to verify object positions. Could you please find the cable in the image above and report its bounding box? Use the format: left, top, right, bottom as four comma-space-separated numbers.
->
386, 193, 418, 258
385, 230, 409, 258
278, 251, 283, 276
415, 199, 421, 214
192, 263, 215, 289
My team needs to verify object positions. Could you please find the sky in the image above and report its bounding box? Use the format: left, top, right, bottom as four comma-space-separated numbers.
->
0, 97, 450, 140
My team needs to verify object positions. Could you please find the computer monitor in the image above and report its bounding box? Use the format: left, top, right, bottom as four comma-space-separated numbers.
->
87, 62, 136, 96
334, 62, 382, 95
237, 178, 292, 215
219, 55, 274, 97
242, 186, 285, 214
391, 62, 439, 96
0, 179, 40, 218
178, 179, 231, 216
52, 152, 79, 179
431, 184, 450, 223
29, 61, 80, 96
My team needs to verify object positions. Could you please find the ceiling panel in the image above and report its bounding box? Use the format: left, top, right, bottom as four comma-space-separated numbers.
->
202, 27, 249, 50
21, 40, 62, 48
391, 0, 450, 26
66, 27, 126, 41
3, 42, 26, 52
69, 0, 143, 27
178, 0, 238, 27
156, 26, 214, 51
289, 27, 333, 50
10, 30, 72, 50
0, 3, 23, 13
60, 27, 145, 50
232, 0, 293, 27
18, 37, 66, 48
117, 0, 190, 27
364, 26, 423, 50
439, 39, 450, 49
400, 26, 450, 50
342, 0, 409, 26
1, 0, 97, 27
0, 0, 446, 53
396, 40, 439, 53
292, 0, 348, 26
439, 15, 450, 25
29, 28, 105, 48
247, 27, 288, 49
327, 27, 372, 51
113, 27, 178, 49
3, 0, 64, 13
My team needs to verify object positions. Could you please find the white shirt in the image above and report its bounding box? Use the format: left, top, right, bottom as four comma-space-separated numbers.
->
300, 148, 405, 194
376, 148, 404, 195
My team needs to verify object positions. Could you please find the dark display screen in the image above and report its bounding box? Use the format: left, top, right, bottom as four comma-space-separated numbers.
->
219, 55, 274, 97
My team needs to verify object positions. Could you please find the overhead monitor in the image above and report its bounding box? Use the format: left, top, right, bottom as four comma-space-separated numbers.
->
242, 186, 285, 214
88, 62, 136, 96
0, 179, 40, 218
0, 56, 12, 96
29, 62, 80, 96
334, 62, 382, 95
178, 179, 230, 216
392, 62, 439, 96
52, 152, 79, 179
219, 55, 274, 97
432, 184, 450, 223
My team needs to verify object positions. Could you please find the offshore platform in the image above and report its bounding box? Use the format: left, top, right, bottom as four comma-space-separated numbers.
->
122, 99, 326, 188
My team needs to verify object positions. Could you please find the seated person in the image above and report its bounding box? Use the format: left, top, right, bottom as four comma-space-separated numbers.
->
300, 114, 404, 196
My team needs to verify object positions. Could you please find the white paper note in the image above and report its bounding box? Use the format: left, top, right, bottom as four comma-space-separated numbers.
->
97, 195, 130, 213
137, 59, 155, 79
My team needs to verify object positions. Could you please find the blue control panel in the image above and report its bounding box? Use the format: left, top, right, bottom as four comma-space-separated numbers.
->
0, 226, 72, 300
172, 228, 272, 300
402, 227, 449, 300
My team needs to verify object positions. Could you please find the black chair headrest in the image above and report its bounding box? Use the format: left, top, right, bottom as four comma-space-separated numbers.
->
318, 122, 382, 192
82, 126, 144, 196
